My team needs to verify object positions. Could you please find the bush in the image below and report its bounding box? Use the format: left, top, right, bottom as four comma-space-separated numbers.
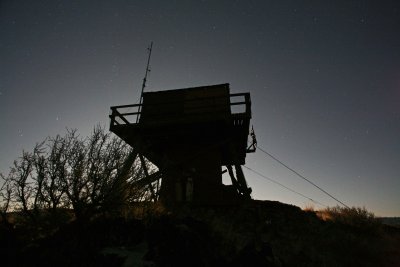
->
317, 206, 381, 231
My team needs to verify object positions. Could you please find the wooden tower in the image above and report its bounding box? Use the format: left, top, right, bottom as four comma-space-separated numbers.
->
109, 83, 256, 206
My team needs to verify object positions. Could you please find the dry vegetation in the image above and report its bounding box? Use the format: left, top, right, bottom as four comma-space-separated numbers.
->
317, 206, 379, 228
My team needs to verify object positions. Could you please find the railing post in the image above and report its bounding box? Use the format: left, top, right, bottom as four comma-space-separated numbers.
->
110, 107, 116, 128
137, 104, 141, 123
244, 93, 251, 117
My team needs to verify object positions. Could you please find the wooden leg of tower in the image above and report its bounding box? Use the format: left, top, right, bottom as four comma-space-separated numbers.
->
234, 165, 252, 199
118, 149, 138, 180
227, 165, 240, 194
117, 149, 139, 202
139, 154, 157, 201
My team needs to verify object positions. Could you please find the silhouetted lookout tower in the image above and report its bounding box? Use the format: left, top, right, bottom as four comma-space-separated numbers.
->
109, 83, 256, 206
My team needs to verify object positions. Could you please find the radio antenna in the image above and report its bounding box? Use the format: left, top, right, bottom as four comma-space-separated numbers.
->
136, 41, 153, 123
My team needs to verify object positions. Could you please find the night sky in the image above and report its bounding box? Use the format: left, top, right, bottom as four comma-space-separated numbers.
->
1, 1, 399, 216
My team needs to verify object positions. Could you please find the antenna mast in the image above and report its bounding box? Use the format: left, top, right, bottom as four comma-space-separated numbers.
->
137, 41, 153, 123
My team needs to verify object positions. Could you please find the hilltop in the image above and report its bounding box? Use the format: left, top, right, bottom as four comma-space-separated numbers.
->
1, 199, 399, 267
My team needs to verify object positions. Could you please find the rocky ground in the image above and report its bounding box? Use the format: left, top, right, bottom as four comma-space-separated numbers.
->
1, 200, 399, 266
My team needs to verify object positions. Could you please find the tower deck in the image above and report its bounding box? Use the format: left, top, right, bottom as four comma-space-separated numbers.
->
109, 84, 252, 165
109, 83, 254, 205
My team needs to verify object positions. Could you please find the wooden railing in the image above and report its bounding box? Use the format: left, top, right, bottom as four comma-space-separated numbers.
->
109, 93, 251, 127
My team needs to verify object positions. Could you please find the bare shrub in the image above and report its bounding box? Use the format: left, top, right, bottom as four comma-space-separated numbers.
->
2, 126, 154, 222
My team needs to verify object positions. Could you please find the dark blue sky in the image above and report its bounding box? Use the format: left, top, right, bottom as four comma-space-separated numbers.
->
1, 0, 399, 216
